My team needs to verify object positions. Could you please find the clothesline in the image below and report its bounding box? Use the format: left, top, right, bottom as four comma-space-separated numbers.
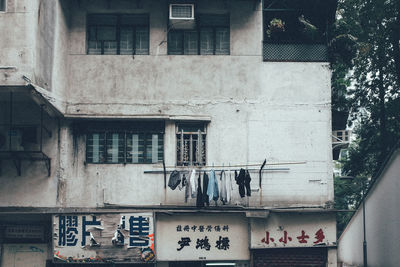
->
161, 161, 306, 169
144, 168, 290, 174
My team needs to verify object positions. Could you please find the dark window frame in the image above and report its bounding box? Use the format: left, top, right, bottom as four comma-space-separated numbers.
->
176, 122, 207, 166
84, 122, 164, 164
167, 14, 230, 55
0, 0, 5, 12
86, 14, 150, 55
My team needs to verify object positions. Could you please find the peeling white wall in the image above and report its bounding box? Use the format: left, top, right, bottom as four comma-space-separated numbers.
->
61, 0, 333, 208
0, 0, 333, 209
0, 0, 38, 86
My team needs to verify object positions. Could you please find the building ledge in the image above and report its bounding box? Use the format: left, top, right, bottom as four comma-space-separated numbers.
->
0, 205, 337, 214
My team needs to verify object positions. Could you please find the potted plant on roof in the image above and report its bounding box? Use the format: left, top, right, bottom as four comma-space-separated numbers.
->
266, 18, 286, 41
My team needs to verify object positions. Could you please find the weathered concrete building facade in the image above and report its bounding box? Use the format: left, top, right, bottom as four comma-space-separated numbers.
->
0, 0, 337, 266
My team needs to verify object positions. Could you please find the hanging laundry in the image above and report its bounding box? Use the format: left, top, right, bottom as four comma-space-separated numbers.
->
184, 173, 190, 203
212, 171, 219, 202
220, 171, 227, 204
196, 173, 204, 208
245, 170, 252, 196
226, 171, 232, 203
236, 168, 246, 198
178, 173, 186, 190
207, 170, 219, 202
168, 170, 181, 190
203, 172, 210, 206
189, 169, 197, 198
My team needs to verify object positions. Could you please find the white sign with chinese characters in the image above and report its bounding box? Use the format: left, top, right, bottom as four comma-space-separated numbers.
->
250, 213, 336, 248
53, 213, 155, 263
156, 213, 250, 261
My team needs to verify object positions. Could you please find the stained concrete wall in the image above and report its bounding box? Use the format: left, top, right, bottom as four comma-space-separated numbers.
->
0, 0, 70, 207
0, 0, 333, 209
0, 92, 59, 207
338, 150, 400, 267
0, 0, 38, 86
60, 0, 333, 208
0, 0, 69, 102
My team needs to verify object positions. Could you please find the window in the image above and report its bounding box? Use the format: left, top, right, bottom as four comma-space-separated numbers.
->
168, 14, 230, 55
87, 14, 149, 55
176, 122, 206, 166
85, 121, 164, 164
0, 0, 5, 11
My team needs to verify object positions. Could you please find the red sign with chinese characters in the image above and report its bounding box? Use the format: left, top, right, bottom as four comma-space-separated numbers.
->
250, 213, 336, 248
261, 229, 326, 246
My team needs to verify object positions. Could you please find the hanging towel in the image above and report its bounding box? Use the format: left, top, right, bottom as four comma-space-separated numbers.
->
226, 171, 232, 203
203, 172, 210, 206
196, 173, 204, 208
189, 169, 197, 198
212, 170, 219, 202
220, 171, 227, 204
245, 170, 252, 196
168, 170, 181, 190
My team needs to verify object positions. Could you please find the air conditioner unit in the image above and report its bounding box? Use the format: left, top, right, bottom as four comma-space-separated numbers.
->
169, 4, 195, 29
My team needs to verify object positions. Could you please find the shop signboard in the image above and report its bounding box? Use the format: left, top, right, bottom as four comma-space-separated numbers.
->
52, 213, 155, 263
250, 213, 336, 248
156, 213, 250, 261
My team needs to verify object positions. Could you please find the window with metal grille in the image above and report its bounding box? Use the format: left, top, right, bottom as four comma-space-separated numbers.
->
85, 122, 164, 164
168, 14, 230, 55
87, 14, 149, 55
176, 122, 206, 166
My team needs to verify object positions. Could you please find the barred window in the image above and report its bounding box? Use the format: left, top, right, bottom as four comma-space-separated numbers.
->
168, 14, 230, 55
176, 122, 206, 166
87, 14, 149, 55
85, 122, 164, 164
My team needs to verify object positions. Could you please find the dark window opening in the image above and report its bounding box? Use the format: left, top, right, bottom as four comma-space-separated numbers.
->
0, 0, 5, 11
84, 121, 164, 164
262, 0, 336, 62
168, 14, 230, 55
87, 14, 149, 55
263, 0, 336, 45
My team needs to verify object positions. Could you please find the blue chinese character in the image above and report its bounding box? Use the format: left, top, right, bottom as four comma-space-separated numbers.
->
81, 216, 101, 246
58, 215, 78, 246
129, 216, 150, 247
58, 215, 66, 246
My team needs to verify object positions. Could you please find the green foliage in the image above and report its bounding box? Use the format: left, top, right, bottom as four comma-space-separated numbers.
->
334, 176, 369, 237
331, 0, 400, 236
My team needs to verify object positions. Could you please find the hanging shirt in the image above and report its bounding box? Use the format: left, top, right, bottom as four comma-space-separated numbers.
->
237, 168, 246, 198
245, 170, 251, 196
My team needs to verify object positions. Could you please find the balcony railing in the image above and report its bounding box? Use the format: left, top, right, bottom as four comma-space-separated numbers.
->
263, 42, 328, 62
